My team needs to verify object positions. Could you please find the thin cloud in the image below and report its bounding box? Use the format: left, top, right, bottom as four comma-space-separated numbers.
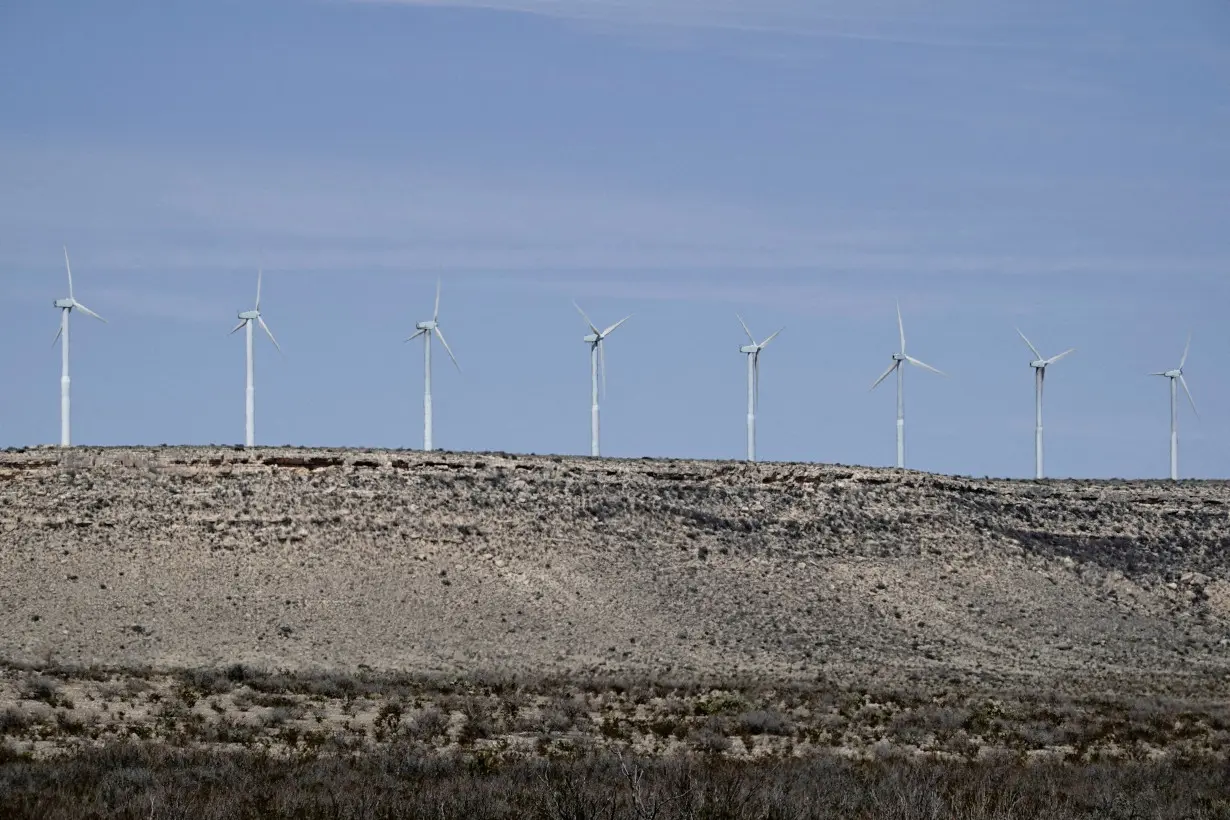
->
88, 286, 229, 326
4, 140, 1229, 284
0, 277, 231, 326
354, 0, 1097, 51
518, 274, 958, 320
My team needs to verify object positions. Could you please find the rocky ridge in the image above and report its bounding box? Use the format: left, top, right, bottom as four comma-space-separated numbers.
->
1, 446, 1228, 694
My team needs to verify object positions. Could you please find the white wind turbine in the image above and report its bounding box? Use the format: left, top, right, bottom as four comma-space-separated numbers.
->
52, 246, 106, 447
575, 302, 630, 457
406, 279, 460, 452
229, 270, 281, 448
1151, 334, 1198, 481
870, 301, 945, 469
737, 315, 783, 462
1016, 329, 1075, 480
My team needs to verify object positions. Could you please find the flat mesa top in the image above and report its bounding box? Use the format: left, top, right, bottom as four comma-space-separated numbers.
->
0, 445, 1225, 487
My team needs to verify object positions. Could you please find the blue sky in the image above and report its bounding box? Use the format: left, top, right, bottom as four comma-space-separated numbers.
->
1, 0, 1228, 478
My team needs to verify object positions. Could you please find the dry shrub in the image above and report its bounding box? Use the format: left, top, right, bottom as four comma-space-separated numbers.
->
737, 709, 792, 736
408, 707, 449, 741
2, 744, 1226, 819
19, 677, 63, 707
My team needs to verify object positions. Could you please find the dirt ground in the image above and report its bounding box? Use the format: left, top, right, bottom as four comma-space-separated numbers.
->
1, 446, 1228, 737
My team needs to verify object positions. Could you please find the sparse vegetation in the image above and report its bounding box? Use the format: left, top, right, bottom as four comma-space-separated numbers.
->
2, 743, 1228, 819
2, 447, 1229, 814
1, 662, 1229, 764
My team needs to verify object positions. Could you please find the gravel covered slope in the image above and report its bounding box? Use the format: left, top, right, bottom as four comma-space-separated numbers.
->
1, 447, 1228, 692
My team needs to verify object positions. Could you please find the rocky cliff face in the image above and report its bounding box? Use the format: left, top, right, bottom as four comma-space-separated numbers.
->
2, 447, 1227, 692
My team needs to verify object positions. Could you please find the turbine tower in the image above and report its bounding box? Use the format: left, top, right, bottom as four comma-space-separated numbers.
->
1016, 329, 1075, 480
229, 270, 281, 448
52, 246, 106, 447
1151, 334, 1198, 481
575, 302, 630, 457
870, 301, 945, 469
737, 315, 783, 462
406, 279, 460, 452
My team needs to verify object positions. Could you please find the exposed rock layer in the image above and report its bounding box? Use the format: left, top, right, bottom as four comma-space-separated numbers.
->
2, 447, 1227, 693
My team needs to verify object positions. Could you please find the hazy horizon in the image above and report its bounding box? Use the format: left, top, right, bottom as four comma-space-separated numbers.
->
1, 0, 1227, 479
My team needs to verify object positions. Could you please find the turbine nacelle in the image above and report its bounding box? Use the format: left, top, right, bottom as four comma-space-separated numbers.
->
231, 272, 281, 352
575, 303, 631, 345
52, 245, 107, 447
405, 279, 460, 367
408, 278, 461, 453
1149, 332, 1193, 398
737, 316, 783, 356
1017, 329, 1074, 371
870, 302, 945, 468
736, 314, 783, 463
1153, 333, 1199, 479
575, 301, 630, 439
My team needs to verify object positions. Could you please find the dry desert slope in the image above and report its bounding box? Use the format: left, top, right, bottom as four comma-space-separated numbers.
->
1, 446, 1228, 694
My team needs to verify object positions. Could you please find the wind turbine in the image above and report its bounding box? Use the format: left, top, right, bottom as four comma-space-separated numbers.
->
229, 270, 281, 448
737, 316, 783, 462
575, 302, 630, 457
1151, 334, 1198, 481
406, 279, 460, 452
1015, 329, 1075, 480
52, 246, 106, 447
870, 301, 945, 469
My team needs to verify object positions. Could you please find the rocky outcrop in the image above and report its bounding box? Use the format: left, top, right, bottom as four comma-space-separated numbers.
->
1, 447, 1227, 693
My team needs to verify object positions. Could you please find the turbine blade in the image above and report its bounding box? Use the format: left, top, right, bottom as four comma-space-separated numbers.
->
1045, 348, 1075, 366
433, 278, 441, 322
405, 328, 428, 342
601, 315, 631, 337
905, 355, 945, 376
229, 320, 247, 335
599, 339, 608, 397
753, 352, 761, 409
574, 301, 599, 335
1015, 327, 1041, 360
896, 301, 906, 354
63, 245, 74, 299
737, 314, 755, 344
1179, 332, 1191, 370
52, 324, 63, 346
74, 302, 107, 323
434, 326, 461, 372
759, 327, 784, 348
1180, 375, 1199, 419
870, 360, 898, 391
255, 269, 262, 310
258, 316, 282, 353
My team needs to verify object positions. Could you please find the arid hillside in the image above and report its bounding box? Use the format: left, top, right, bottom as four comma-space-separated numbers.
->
2, 446, 1228, 694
